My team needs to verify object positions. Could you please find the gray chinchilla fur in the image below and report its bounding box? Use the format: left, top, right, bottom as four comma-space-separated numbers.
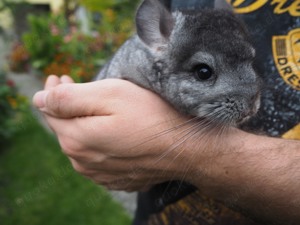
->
96, 0, 261, 126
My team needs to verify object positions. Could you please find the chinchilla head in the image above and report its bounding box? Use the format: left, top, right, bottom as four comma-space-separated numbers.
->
135, 0, 261, 126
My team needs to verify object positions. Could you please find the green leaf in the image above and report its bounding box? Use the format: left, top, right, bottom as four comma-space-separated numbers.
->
80, 0, 117, 11
32, 60, 47, 70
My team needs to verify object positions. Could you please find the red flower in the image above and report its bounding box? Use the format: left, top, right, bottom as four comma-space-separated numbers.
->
6, 79, 15, 87
50, 24, 60, 36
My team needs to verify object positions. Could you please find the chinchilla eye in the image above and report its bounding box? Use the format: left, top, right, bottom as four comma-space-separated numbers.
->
194, 64, 213, 81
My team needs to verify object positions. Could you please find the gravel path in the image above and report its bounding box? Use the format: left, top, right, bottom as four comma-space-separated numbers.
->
1, 35, 137, 217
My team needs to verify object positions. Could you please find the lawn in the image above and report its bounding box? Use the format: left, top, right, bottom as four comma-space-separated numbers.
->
0, 109, 132, 225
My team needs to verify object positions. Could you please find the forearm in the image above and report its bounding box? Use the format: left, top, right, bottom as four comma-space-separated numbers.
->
188, 129, 300, 224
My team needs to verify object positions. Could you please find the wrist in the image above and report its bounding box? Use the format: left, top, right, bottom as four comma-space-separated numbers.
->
184, 128, 258, 197
184, 127, 240, 187
186, 128, 300, 223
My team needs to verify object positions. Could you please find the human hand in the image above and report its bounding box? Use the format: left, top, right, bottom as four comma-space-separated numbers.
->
32, 75, 300, 224
33, 75, 213, 191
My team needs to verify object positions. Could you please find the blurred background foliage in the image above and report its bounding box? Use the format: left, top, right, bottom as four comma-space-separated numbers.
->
0, 0, 140, 224
2, 0, 140, 140
21, 13, 105, 82
0, 70, 28, 144
81, 0, 139, 35
6, 0, 140, 82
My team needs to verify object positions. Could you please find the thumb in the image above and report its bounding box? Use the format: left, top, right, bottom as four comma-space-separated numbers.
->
33, 75, 75, 117
32, 79, 131, 119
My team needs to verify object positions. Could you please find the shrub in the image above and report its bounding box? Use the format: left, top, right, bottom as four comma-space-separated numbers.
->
19, 1, 139, 83
42, 29, 106, 82
22, 14, 65, 71
21, 14, 108, 82
8, 42, 30, 73
0, 70, 28, 143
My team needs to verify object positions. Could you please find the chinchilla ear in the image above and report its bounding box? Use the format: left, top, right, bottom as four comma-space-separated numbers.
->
136, 0, 174, 49
214, 0, 234, 11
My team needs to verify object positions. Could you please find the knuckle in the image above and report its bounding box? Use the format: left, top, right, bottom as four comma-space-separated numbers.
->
94, 176, 122, 190
94, 177, 110, 187
70, 160, 98, 177
71, 161, 87, 174
59, 137, 83, 158
101, 79, 130, 98
106, 182, 122, 190
48, 85, 72, 114
128, 167, 144, 179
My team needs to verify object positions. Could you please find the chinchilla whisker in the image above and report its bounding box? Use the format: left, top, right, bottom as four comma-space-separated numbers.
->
197, 107, 225, 121
147, 116, 201, 138
150, 121, 206, 182
147, 118, 228, 188
213, 125, 228, 147
126, 117, 200, 152
167, 119, 208, 139
173, 126, 205, 170
159, 118, 223, 164
168, 119, 224, 186
172, 122, 208, 160
153, 120, 206, 164
193, 117, 219, 131
124, 119, 224, 190
215, 121, 231, 136
181, 122, 228, 179
209, 111, 232, 127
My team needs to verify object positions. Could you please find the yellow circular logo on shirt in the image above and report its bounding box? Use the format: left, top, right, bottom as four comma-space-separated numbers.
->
272, 28, 300, 91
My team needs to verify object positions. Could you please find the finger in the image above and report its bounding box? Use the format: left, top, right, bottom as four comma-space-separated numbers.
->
61, 75, 74, 84
33, 91, 47, 109
35, 79, 140, 118
97, 177, 149, 192
69, 158, 99, 177
45, 75, 61, 90
33, 75, 61, 108
43, 114, 111, 146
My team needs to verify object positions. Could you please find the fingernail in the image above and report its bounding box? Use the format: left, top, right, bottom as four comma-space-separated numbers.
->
33, 90, 49, 109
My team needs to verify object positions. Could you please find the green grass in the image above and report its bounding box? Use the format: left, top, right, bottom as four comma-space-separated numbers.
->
0, 109, 132, 225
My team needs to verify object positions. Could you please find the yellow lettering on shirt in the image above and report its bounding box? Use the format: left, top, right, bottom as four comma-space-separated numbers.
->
226, 0, 300, 16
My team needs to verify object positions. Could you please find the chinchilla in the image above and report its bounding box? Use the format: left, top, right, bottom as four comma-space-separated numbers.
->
96, 0, 261, 126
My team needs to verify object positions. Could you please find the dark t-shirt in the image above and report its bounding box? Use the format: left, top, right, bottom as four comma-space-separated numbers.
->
133, 0, 300, 224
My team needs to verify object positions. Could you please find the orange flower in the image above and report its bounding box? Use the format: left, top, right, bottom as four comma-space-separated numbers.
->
43, 61, 72, 76
7, 96, 17, 109
105, 9, 116, 23
9, 43, 30, 72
